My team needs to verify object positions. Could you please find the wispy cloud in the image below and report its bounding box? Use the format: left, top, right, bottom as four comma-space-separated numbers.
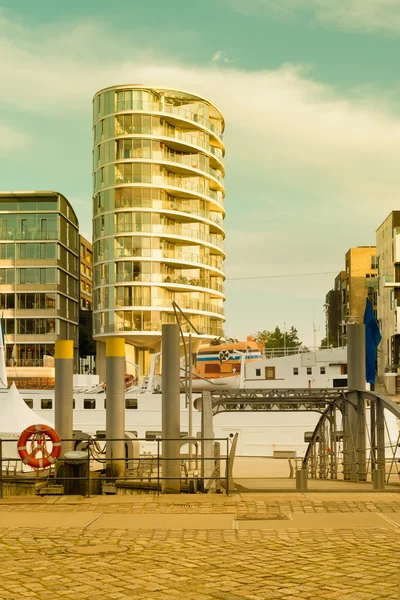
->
211, 50, 236, 64
227, 0, 400, 34
0, 125, 31, 155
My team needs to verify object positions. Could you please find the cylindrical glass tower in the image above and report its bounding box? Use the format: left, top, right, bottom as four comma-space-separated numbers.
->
92, 85, 226, 365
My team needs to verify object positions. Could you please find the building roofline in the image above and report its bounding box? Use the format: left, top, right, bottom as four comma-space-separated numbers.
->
376, 210, 400, 233
93, 84, 225, 132
0, 190, 78, 224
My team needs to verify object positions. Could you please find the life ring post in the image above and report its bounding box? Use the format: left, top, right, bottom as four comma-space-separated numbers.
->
54, 340, 74, 468
105, 337, 126, 478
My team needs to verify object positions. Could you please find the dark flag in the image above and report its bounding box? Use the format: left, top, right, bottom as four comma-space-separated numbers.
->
363, 298, 381, 385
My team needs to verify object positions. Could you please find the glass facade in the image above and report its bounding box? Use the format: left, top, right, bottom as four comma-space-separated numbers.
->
0, 192, 79, 368
92, 85, 226, 345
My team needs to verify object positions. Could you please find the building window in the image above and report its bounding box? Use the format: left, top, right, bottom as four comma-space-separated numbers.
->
24, 399, 33, 409
307, 367, 312, 375
320, 367, 326, 375
125, 398, 138, 409
293, 368, 299, 375
341, 364, 348, 375
84, 399, 96, 410
265, 367, 275, 380
371, 255, 378, 270
41, 399, 52, 410
255, 368, 261, 377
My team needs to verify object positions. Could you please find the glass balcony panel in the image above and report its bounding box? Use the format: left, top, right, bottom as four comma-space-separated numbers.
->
112, 100, 223, 140
111, 221, 224, 249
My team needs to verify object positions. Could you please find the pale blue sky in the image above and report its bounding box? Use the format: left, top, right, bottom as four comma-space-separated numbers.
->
0, 0, 399, 345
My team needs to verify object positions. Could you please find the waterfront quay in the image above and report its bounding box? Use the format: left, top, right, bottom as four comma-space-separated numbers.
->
0, 491, 399, 600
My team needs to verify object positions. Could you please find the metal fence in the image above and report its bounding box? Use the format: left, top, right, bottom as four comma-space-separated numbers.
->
0, 436, 231, 498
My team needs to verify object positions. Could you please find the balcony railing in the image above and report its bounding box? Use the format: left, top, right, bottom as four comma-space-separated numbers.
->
365, 277, 378, 290
113, 272, 224, 293
112, 248, 224, 272
115, 152, 224, 186
163, 276, 224, 293
6, 358, 46, 368
113, 196, 224, 225
161, 249, 224, 271
115, 297, 224, 315
113, 125, 224, 162
114, 175, 224, 206
114, 100, 224, 140
113, 223, 224, 250
0, 229, 59, 241
97, 321, 224, 336
383, 274, 400, 287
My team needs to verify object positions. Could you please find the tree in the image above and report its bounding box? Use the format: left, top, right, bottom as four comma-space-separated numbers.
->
255, 326, 304, 354
319, 335, 337, 349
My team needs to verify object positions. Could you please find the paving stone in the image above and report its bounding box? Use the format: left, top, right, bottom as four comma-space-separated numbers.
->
0, 496, 398, 598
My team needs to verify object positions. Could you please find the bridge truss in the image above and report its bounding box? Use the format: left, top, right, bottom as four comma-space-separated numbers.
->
201, 389, 400, 488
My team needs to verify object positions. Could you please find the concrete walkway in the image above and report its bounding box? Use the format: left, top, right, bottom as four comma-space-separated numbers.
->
0, 492, 399, 599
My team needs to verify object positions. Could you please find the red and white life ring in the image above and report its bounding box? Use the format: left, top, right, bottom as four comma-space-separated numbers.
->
17, 424, 62, 469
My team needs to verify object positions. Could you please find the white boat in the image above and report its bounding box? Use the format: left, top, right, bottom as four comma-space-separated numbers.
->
1, 343, 351, 457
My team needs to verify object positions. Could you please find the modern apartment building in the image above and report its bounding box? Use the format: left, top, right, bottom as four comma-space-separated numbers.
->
324, 284, 340, 346
80, 235, 93, 311
333, 271, 347, 346
92, 85, 226, 376
0, 191, 79, 373
325, 248, 377, 346
376, 211, 400, 376
79, 235, 95, 372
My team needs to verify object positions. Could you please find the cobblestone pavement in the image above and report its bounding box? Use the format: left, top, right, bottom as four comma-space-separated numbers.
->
1, 497, 400, 514
0, 525, 398, 599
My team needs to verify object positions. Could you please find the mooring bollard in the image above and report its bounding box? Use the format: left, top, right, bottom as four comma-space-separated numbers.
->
296, 468, 308, 491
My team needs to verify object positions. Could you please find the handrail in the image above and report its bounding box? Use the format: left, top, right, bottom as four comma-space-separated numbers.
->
113, 100, 224, 140
0, 435, 230, 498
111, 222, 224, 250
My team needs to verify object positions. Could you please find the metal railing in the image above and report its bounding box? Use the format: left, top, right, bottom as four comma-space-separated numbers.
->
115, 151, 224, 185
114, 297, 224, 315
112, 222, 224, 249
110, 197, 225, 226
0, 436, 231, 498
112, 176, 225, 207
96, 322, 224, 336
113, 126, 225, 161
110, 248, 224, 272
112, 272, 225, 293
113, 100, 224, 140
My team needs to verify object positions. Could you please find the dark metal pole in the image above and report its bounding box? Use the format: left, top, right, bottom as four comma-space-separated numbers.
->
188, 333, 193, 461
347, 324, 366, 481
375, 398, 386, 489
370, 401, 376, 473
161, 324, 181, 493
106, 338, 126, 478
86, 445, 90, 498
54, 340, 74, 460
0, 439, 3, 499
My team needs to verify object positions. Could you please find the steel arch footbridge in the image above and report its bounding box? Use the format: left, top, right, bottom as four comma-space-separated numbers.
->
199, 388, 400, 489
